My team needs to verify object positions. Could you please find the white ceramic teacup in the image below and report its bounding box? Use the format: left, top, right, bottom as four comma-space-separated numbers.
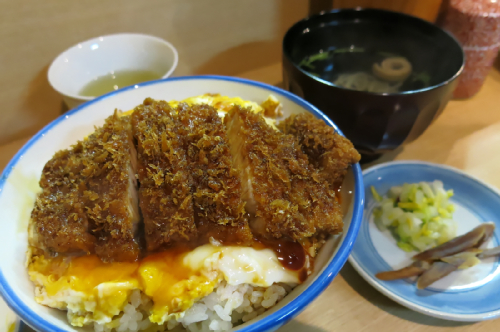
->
48, 33, 178, 109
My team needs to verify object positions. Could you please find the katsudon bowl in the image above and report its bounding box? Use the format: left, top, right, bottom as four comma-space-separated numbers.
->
0, 76, 363, 332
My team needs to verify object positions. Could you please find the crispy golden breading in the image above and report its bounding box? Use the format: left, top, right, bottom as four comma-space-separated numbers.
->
29, 148, 96, 256
80, 113, 140, 262
132, 98, 197, 251
278, 113, 360, 188
224, 106, 343, 240
30, 97, 359, 262
177, 103, 253, 245
29, 113, 140, 262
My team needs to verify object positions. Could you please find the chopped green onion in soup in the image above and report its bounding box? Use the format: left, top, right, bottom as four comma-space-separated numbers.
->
371, 181, 458, 252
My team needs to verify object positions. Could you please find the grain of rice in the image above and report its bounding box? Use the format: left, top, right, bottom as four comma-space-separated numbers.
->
41, 280, 290, 332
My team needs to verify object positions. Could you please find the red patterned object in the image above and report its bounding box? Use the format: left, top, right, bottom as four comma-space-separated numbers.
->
453, 45, 500, 98
441, 0, 500, 98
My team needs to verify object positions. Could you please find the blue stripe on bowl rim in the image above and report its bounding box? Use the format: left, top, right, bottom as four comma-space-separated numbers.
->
0, 75, 364, 332
348, 160, 500, 322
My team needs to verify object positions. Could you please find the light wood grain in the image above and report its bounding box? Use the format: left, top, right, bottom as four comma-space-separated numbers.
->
331, 0, 443, 22
3, 62, 500, 332
0, 0, 307, 146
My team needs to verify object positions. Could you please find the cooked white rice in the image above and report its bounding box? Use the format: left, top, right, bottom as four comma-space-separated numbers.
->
88, 281, 290, 332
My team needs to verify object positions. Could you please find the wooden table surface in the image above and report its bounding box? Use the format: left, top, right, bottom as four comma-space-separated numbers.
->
3, 62, 500, 332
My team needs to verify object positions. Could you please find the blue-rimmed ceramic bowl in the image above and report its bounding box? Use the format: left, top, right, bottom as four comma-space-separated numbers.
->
0, 76, 364, 332
349, 161, 500, 321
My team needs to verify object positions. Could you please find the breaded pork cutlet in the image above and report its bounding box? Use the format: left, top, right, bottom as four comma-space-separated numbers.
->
29, 112, 140, 262
224, 106, 343, 241
278, 113, 360, 188
177, 103, 253, 245
29, 147, 96, 256
80, 112, 141, 262
132, 98, 197, 251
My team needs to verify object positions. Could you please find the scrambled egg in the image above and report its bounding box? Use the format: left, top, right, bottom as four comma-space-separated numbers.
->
28, 244, 299, 326
121, 93, 282, 128
170, 94, 263, 113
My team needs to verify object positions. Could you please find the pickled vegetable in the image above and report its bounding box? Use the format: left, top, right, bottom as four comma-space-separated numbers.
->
371, 181, 458, 252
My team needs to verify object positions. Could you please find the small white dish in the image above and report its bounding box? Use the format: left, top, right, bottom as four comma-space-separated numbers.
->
349, 161, 500, 322
48, 33, 178, 109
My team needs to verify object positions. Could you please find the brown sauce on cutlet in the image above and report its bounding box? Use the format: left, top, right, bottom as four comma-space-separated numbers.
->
335, 185, 342, 205
268, 239, 306, 271
299, 268, 308, 283
253, 237, 306, 271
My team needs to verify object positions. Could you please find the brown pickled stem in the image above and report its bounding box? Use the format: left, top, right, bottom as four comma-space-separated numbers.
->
417, 261, 460, 289
376, 261, 430, 281
478, 246, 500, 259
413, 224, 493, 261
475, 222, 496, 248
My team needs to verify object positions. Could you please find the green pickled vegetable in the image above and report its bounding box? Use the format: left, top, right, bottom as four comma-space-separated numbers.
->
371, 181, 458, 252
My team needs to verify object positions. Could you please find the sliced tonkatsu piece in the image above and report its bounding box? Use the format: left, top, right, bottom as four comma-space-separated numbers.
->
80, 112, 141, 262
176, 103, 253, 246
29, 112, 140, 262
224, 106, 343, 241
277, 113, 361, 188
132, 98, 197, 251
29, 147, 96, 256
